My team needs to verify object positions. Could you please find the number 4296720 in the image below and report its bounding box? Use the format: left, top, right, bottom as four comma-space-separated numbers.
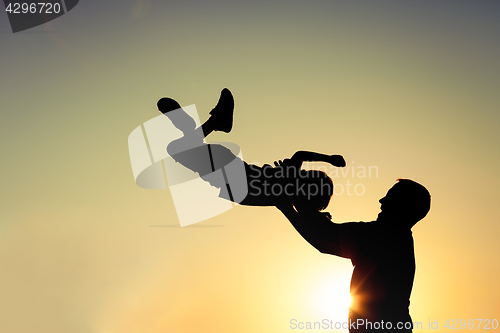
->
444, 319, 498, 330
5, 2, 62, 14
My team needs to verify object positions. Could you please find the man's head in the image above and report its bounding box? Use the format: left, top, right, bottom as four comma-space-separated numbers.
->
378, 179, 431, 227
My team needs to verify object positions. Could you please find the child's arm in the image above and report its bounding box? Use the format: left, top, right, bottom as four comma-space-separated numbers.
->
291, 151, 346, 167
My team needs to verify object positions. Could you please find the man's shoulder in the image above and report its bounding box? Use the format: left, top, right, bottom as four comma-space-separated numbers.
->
333, 221, 373, 239
336, 221, 384, 243
337, 220, 376, 229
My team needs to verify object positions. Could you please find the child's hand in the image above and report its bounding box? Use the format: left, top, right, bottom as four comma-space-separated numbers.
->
273, 158, 299, 168
274, 159, 289, 167
329, 155, 346, 167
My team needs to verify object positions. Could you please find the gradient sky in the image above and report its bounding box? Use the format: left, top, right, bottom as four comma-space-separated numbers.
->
1, 1, 499, 332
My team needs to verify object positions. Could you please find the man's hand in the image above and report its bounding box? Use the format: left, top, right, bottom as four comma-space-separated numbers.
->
329, 155, 346, 167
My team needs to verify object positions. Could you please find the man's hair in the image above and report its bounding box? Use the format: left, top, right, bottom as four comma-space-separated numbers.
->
299, 170, 334, 211
395, 178, 431, 225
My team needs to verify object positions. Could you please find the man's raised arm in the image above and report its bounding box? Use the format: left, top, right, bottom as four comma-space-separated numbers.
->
277, 203, 342, 255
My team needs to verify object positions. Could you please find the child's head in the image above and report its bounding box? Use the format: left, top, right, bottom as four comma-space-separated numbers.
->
296, 170, 334, 211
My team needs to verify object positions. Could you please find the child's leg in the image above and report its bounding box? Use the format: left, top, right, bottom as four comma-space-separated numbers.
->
159, 88, 234, 138
196, 88, 234, 138
237, 163, 285, 207
195, 117, 217, 138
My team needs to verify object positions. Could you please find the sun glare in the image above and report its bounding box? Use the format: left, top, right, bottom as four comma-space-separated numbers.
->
309, 270, 352, 323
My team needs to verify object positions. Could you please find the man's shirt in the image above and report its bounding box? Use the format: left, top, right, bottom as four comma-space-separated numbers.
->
314, 219, 415, 332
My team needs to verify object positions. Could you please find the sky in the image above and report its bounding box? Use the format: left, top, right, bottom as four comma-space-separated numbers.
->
1, 1, 499, 332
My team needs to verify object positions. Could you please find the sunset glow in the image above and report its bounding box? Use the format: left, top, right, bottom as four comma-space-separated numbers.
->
1, 1, 500, 333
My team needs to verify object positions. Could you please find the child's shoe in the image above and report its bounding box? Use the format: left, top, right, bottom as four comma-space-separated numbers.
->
157, 97, 182, 114
209, 88, 234, 133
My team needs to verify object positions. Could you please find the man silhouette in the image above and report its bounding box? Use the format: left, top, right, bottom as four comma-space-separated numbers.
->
278, 179, 431, 332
